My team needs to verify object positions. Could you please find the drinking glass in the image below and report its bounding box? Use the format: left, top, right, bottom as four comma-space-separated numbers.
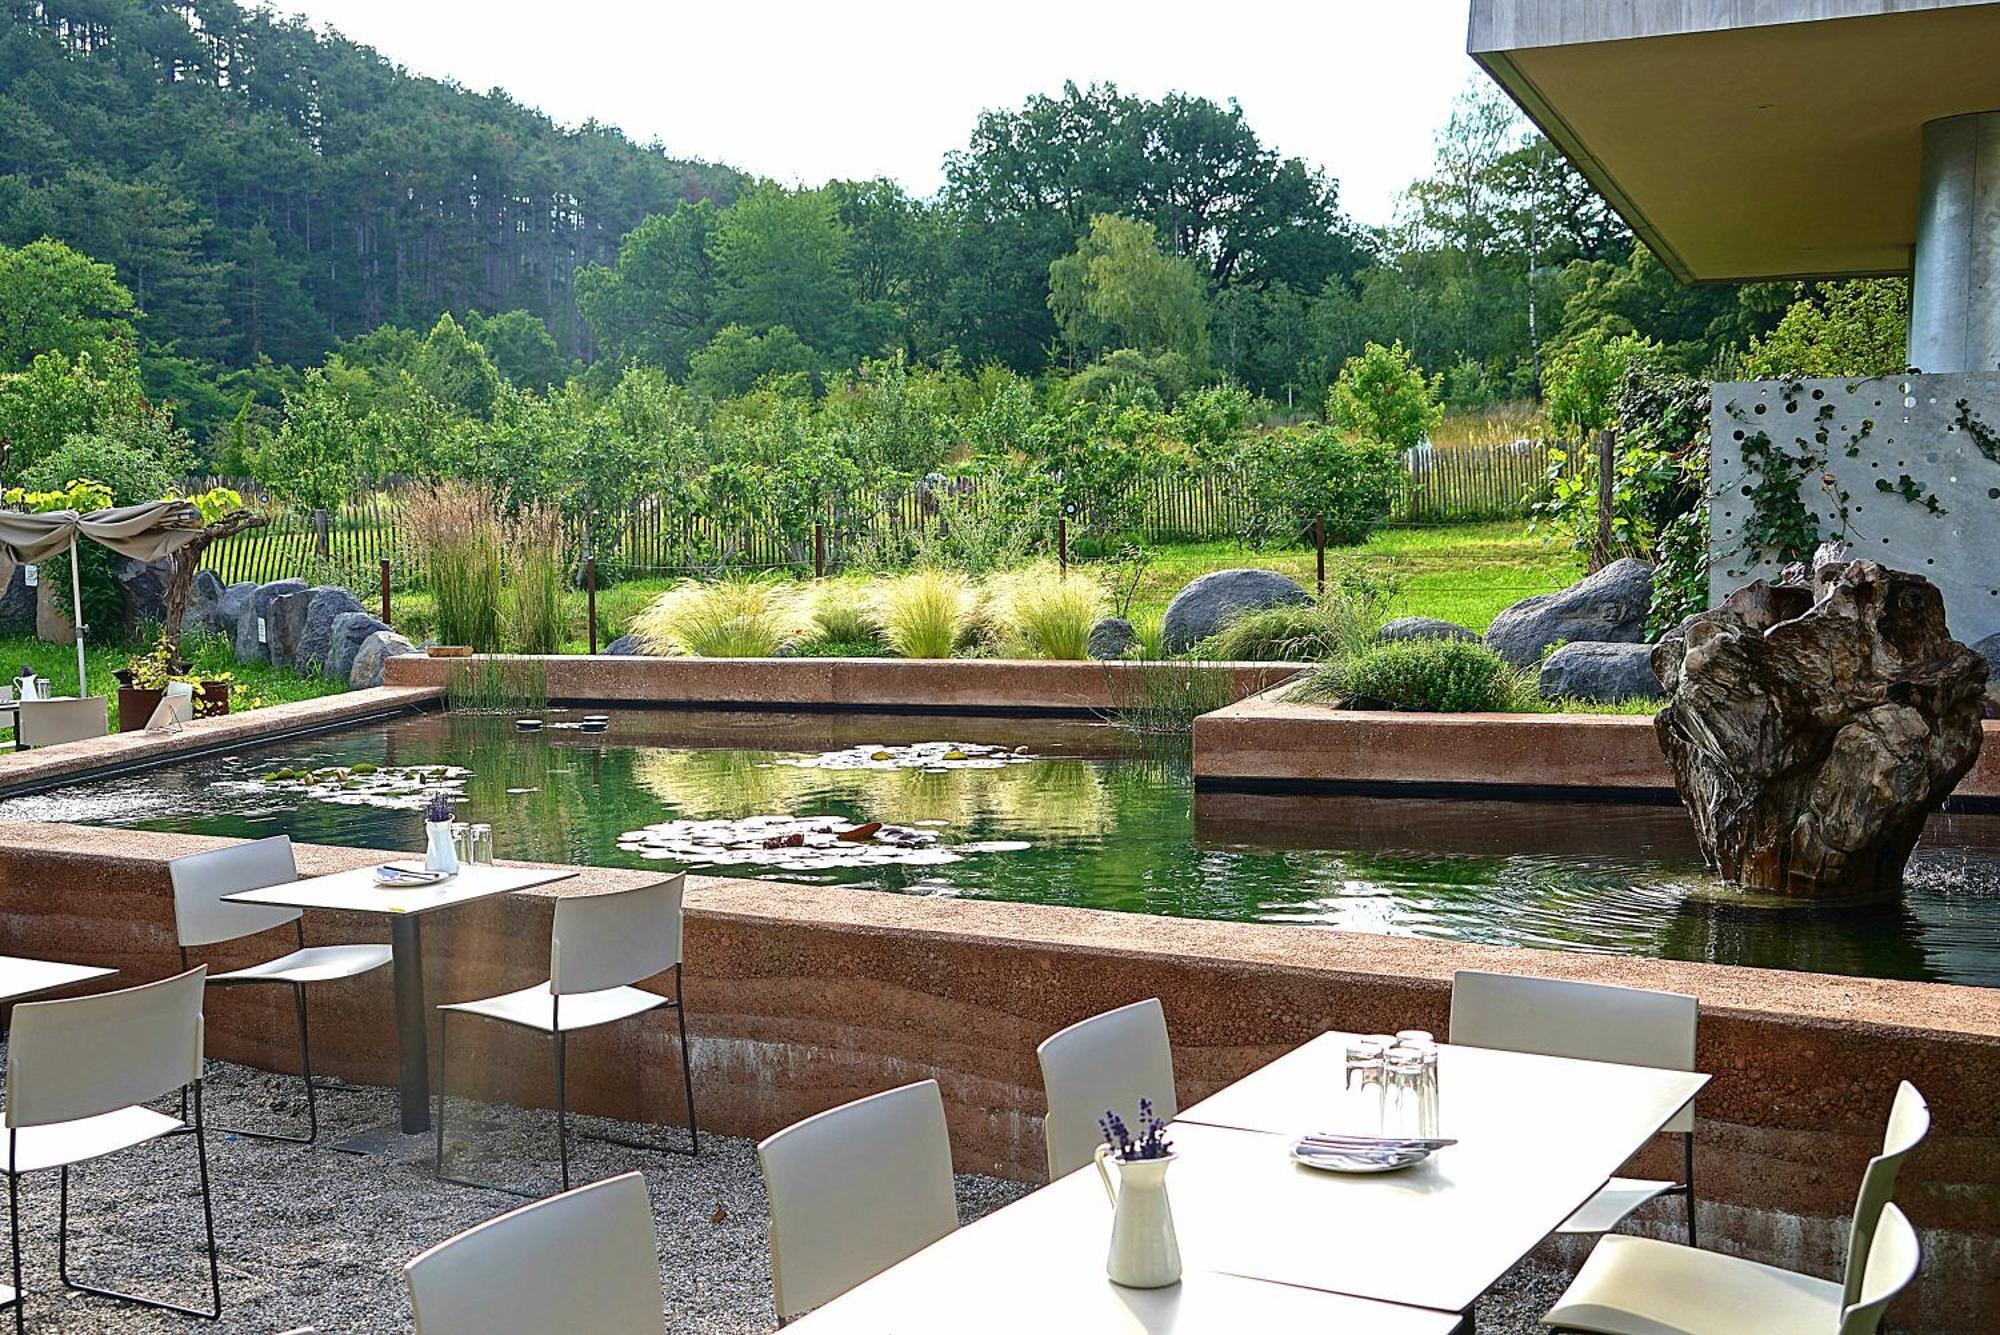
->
1342, 1038, 1387, 1131
1394, 1029, 1434, 1047
1383, 1046, 1429, 1137
469, 823, 495, 866
450, 822, 472, 865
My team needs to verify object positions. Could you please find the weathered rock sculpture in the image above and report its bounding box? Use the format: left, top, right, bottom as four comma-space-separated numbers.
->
1651, 559, 1986, 898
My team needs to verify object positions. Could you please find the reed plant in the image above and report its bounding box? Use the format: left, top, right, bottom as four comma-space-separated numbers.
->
445, 656, 549, 713
405, 481, 503, 652
631, 576, 804, 657
987, 563, 1108, 660
875, 569, 976, 659
503, 502, 572, 654
1105, 658, 1242, 737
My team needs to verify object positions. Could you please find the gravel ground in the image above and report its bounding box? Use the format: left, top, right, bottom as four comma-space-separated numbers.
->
1, 1056, 1572, 1333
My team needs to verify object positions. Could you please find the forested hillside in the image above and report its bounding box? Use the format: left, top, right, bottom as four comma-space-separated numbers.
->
0, 1, 739, 390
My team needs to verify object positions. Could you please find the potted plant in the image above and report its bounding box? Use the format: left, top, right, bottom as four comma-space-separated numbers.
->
114, 630, 231, 732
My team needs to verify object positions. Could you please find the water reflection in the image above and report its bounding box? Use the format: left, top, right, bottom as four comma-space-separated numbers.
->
4, 708, 1995, 987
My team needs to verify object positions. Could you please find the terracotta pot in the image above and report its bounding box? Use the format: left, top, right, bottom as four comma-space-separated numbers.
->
115, 685, 162, 733
198, 680, 230, 717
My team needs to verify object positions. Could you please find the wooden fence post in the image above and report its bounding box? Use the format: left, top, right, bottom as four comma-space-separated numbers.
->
379, 558, 391, 626
813, 522, 825, 579
1057, 516, 1068, 577
1592, 428, 1617, 571
586, 554, 598, 655
312, 507, 330, 560
1315, 516, 1326, 598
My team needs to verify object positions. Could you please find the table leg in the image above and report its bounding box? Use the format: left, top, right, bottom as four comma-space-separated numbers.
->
391, 914, 430, 1134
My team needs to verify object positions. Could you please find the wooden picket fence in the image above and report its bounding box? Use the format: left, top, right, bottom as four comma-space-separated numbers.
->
190, 439, 1567, 585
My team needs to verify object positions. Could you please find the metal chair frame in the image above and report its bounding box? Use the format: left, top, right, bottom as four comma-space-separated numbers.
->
434, 963, 699, 1199
4, 1082, 221, 1332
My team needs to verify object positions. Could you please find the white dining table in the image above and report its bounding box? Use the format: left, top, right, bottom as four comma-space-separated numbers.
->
224, 862, 575, 1150
787, 1153, 1466, 1334
0, 954, 116, 1005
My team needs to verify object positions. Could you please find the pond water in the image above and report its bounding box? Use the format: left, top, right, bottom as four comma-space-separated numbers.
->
5, 708, 1997, 987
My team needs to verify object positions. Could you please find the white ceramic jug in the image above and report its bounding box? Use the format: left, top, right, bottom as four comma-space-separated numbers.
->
1094, 1146, 1181, 1288
14, 674, 39, 703
424, 820, 460, 875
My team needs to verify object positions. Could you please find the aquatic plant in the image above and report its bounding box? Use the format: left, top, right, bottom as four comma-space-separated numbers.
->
631, 577, 804, 657
875, 570, 975, 659
444, 656, 549, 713
1105, 659, 1241, 737
987, 563, 1108, 660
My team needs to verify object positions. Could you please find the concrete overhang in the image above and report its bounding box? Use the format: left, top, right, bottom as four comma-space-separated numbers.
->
1469, 1, 2000, 283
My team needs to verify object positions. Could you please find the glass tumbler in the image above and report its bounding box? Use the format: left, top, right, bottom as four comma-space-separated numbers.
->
1342, 1038, 1387, 1131
450, 822, 471, 865
1394, 1029, 1434, 1047
469, 823, 495, 866
1383, 1046, 1429, 1138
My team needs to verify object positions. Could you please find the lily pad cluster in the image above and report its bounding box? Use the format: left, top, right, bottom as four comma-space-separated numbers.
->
616, 813, 1029, 872
774, 741, 1036, 773
252, 763, 470, 810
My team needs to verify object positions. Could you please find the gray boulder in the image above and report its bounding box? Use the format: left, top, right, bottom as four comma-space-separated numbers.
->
349, 630, 420, 689
602, 633, 650, 656
1378, 616, 1478, 644
1539, 641, 1663, 703
185, 571, 226, 638
1162, 569, 1312, 654
327, 611, 390, 684
1484, 558, 1654, 667
116, 557, 174, 631
0, 567, 34, 636
216, 581, 257, 641
236, 579, 306, 663
267, 588, 319, 670
1974, 632, 2000, 715
1088, 616, 1140, 660
297, 587, 366, 678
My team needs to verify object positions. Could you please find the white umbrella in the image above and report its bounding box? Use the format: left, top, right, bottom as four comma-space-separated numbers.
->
0, 500, 206, 697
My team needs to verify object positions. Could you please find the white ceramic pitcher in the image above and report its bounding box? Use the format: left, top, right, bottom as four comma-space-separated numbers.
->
1094, 1146, 1181, 1288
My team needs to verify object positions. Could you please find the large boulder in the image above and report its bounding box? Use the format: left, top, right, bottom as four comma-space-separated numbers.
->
215, 581, 257, 643
1539, 641, 1662, 703
296, 587, 366, 678
266, 588, 319, 671
115, 556, 174, 632
349, 630, 420, 689
0, 567, 34, 636
185, 571, 227, 639
1974, 632, 2000, 717
1087, 617, 1140, 661
1652, 561, 1987, 898
1161, 569, 1311, 655
1484, 558, 1653, 667
602, 633, 651, 656
1378, 616, 1478, 644
237, 579, 306, 663
327, 611, 390, 684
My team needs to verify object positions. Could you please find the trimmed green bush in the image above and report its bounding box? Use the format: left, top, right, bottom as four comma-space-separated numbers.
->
1299, 637, 1530, 712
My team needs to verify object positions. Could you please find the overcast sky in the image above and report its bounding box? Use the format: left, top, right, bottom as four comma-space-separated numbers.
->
269, 1, 1481, 227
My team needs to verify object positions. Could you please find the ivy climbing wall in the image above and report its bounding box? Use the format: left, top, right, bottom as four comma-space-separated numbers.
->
1709, 371, 2000, 644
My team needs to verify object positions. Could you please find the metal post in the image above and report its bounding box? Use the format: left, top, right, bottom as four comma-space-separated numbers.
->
1315, 516, 1326, 598
586, 555, 598, 655
1911, 112, 2000, 374
379, 558, 392, 626
813, 522, 825, 579
389, 915, 428, 1134
68, 536, 86, 697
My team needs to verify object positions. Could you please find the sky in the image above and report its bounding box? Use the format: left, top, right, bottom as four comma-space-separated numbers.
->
268, 1, 1482, 227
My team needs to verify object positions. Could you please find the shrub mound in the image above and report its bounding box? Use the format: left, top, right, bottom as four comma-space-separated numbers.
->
1301, 638, 1529, 713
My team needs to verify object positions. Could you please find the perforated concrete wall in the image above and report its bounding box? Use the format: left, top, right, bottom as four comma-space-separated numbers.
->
1709, 370, 2000, 643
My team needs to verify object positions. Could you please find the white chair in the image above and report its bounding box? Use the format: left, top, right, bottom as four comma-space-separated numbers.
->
1036, 997, 1177, 1177
1450, 970, 1699, 1243
15, 696, 106, 748
435, 874, 697, 1196
757, 1080, 958, 1325
405, 1172, 663, 1335
170, 835, 392, 1144
1544, 1082, 1929, 1335
2, 966, 218, 1332
144, 680, 196, 734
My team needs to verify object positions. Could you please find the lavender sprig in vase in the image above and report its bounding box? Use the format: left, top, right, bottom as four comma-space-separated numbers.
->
423, 790, 460, 876
1094, 1098, 1180, 1289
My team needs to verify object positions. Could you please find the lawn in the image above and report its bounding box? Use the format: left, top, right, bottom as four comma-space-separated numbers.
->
0, 630, 346, 746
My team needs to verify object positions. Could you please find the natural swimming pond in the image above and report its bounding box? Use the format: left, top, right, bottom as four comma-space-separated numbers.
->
5, 707, 1997, 987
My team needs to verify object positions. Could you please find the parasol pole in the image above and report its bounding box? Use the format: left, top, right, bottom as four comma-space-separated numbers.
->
69, 534, 87, 698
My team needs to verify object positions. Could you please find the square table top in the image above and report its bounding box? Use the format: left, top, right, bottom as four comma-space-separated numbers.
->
1168, 1031, 1707, 1312
0, 955, 116, 1005
788, 1157, 1462, 1335
223, 863, 577, 917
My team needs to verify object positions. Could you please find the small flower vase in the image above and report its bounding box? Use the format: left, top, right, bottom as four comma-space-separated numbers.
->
1094, 1146, 1181, 1288
424, 819, 460, 876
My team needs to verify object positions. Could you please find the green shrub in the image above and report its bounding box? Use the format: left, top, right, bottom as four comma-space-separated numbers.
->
987, 563, 1108, 659
876, 570, 975, 659
632, 577, 802, 657
1299, 638, 1532, 713
1239, 426, 1405, 548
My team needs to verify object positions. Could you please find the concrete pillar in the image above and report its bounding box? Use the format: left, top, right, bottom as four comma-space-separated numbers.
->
1910, 112, 2000, 373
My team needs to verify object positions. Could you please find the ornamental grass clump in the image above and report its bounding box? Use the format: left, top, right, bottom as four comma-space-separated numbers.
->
808, 579, 880, 646
1298, 637, 1535, 713
988, 563, 1108, 660
405, 481, 503, 651
632, 577, 803, 657
875, 570, 975, 659
1196, 571, 1392, 663
502, 502, 571, 654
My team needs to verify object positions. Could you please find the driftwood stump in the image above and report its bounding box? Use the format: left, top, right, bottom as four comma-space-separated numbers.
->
1651, 559, 1986, 898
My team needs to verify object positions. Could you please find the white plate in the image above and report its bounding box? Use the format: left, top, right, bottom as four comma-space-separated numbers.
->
375, 863, 450, 887
1289, 1141, 1433, 1174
